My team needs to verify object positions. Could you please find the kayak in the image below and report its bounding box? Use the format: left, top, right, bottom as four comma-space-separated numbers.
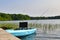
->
6, 28, 36, 36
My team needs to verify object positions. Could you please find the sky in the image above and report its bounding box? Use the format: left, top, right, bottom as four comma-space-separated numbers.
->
0, 0, 60, 17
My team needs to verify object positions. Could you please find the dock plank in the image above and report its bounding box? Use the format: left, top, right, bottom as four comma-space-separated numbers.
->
0, 28, 21, 40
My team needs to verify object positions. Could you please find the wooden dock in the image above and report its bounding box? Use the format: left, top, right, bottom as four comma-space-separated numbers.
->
0, 28, 21, 40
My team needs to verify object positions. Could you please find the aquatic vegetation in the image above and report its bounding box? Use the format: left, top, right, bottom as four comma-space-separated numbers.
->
28, 23, 60, 32
0, 23, 19, 29
0, 22, 60, 31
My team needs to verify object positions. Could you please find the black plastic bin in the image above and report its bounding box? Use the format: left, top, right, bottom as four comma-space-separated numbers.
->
19, 22, 28, 30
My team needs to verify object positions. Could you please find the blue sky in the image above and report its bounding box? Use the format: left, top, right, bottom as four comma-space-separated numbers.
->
0, 0, 60, 17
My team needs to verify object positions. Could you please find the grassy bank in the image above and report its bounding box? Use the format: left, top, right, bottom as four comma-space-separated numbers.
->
0, 23, 19, 29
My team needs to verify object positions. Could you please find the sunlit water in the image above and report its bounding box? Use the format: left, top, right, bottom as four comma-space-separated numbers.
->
17, 28, 60, 40
1, 19, 60, 40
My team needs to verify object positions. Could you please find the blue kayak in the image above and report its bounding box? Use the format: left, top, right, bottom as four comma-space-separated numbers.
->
6, 28, 36, 36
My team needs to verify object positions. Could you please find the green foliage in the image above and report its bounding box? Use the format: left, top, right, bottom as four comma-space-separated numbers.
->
0, 23, 19, 29
0, 12, 60, 20
0, 16, 4, 20
0, 12, 31, 21
30, 16, 60, 20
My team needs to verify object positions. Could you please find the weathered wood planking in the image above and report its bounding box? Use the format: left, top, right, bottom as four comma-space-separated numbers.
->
0, 28, 21, 40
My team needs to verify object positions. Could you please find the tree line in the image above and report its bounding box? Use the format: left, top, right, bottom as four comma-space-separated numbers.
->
0, 12, 30, 21
30, 16, 60, 20
0, 12, 60, 21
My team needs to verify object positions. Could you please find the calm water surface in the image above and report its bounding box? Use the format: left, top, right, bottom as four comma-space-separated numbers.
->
17, 28, 60, 40
1, 19, 60, 40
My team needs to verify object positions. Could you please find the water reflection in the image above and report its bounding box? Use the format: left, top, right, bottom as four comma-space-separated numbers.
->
17, 33, 36, 40
29, 23, 60, 40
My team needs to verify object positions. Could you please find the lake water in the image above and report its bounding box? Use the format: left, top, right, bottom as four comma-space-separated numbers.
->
1, 19, 60, 40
